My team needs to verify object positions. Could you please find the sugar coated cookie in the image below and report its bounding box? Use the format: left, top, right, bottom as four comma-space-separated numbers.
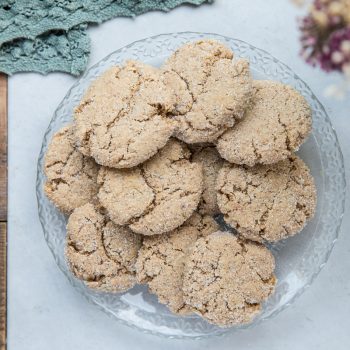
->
216, 156, 317, 242
136, 213, 219, 314
217, 80, 312, 166
98, 139, 203, 235
44, 124, 99, 214
192, 146, 224, 215
163, 40, 253, 143
97, 167, 154, 226
74, 61, 175, 168
183, 232, 276, 327
65, 203, 142, 292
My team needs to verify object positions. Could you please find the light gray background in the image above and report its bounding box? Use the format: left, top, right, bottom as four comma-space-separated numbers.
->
7, 0, 350, 349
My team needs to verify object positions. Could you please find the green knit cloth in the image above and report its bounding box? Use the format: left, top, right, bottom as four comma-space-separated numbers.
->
0, 0, 210, 75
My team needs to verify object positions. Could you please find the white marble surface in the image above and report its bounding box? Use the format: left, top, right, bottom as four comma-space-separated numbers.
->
7, 0, 350, 349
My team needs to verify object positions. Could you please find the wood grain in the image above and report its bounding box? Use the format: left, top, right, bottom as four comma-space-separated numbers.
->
0, 73, 7, 350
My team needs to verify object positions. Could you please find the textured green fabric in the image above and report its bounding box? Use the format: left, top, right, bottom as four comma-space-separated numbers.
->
0, 25, 90, 76
0, 0, 210, 75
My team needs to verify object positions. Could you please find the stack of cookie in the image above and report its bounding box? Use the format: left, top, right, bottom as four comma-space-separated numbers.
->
44, 40, 317, 327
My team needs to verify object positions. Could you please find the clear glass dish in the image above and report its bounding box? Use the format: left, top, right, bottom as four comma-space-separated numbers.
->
36, 32, 346, 339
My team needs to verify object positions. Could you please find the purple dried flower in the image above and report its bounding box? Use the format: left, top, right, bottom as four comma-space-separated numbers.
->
299, 0, 350, 73
319, 27, 350, 71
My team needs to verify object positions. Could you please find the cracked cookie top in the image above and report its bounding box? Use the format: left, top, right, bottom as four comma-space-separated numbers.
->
216, 156, 317, 242
136, 213, 219, 314
44, 124, 99, 214
98, 139, 203, 235
192, 146, 224, 215
97, 166, 154, 226
74, 60, 176, 168
65, 203, 142, 293
162, 40, 253, 143
183, 231, 276, 327
217, 80, 312, 166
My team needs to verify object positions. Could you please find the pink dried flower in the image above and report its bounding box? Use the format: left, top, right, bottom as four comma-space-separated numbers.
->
299, 0, 350, 74
319, 27, 350, 71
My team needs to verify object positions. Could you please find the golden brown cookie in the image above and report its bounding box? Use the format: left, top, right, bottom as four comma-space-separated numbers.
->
216, 156, 317, 242
192, 146, 224, 215
44, 124, 99, 214
135, 213, 219, 314
183, 232, 276, 327
163, 40, 253, 143
65, 203, 142, 293
217, 80, 312, 166
98, 139, 203, 235
74, 61, 175, 168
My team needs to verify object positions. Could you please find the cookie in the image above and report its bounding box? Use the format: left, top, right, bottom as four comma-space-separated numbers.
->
65, 203, 142, 292
74, 60, 175, 168
97, 167, 154, 226
44, 124, 99, 214
192, 146, 224, 215
217, 80, 312, 166
98, 139, 203, 235
183, 232, 276, 327
216, 156, 317, 242
163, 39, 253, 143
136, 213, 219, 314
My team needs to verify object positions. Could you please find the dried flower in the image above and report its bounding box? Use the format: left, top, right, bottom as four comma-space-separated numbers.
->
299, 1, 350, 73
293, 0, 350, 97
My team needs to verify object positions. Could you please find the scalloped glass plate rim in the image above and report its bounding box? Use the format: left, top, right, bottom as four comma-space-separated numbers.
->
36, 32, 346, 339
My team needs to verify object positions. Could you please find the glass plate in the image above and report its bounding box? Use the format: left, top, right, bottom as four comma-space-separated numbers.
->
36, 32, 346, 339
